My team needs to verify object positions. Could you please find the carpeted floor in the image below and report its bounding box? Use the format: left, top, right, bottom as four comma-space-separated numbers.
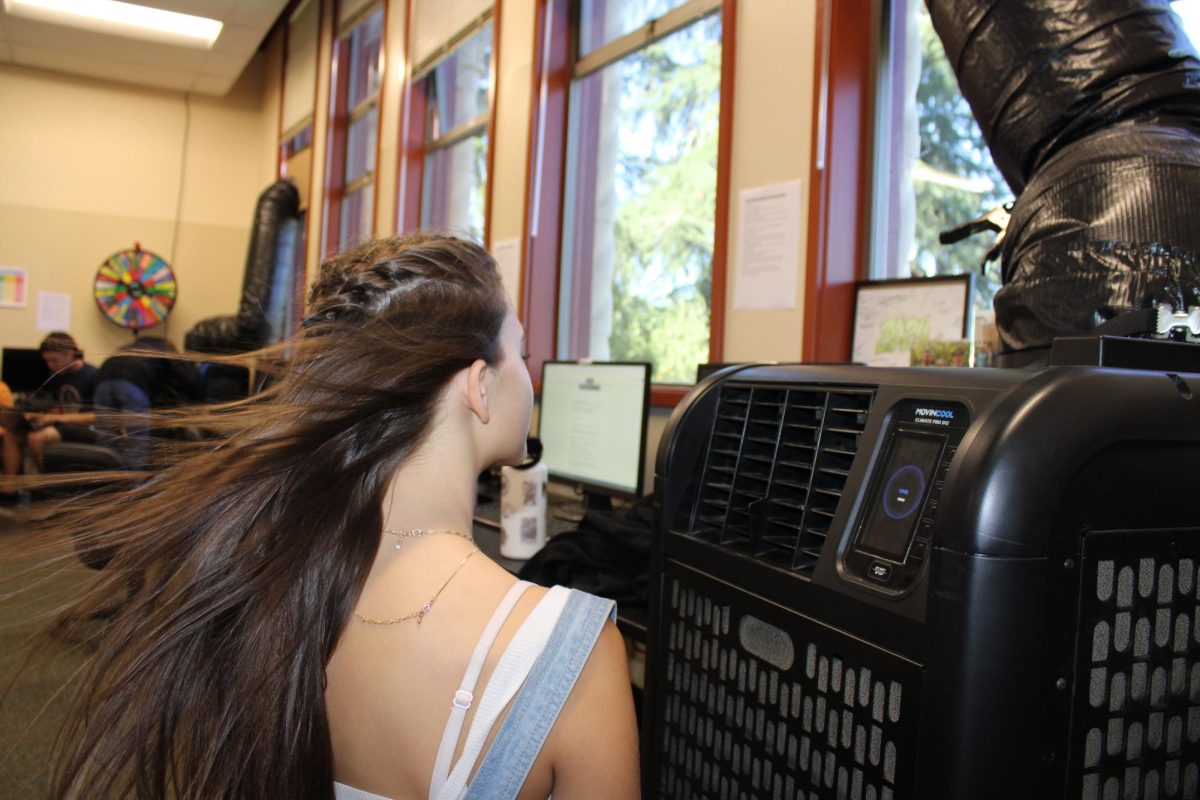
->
0, 505, 108, 799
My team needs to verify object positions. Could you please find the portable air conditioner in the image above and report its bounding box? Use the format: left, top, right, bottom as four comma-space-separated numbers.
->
645, 359, 1200, 799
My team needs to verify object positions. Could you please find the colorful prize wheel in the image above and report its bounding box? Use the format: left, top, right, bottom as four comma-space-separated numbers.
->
94, 246, 178, 330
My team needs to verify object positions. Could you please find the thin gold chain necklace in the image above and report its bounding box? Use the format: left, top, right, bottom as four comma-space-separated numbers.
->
382, 527, 475, 550
356, 528, 478, 626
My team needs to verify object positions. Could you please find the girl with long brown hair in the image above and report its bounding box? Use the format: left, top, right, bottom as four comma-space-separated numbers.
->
22, 234, 640, 799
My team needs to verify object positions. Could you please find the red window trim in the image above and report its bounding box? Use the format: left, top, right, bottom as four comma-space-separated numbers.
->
395, 6, 501, 245
521, 0, 736, 408
323, 1, 386, 258
802, 0, 877, 362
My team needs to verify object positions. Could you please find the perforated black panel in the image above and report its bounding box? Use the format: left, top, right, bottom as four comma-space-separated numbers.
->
1074, 530, 1200, 799
656, 564, 920, 799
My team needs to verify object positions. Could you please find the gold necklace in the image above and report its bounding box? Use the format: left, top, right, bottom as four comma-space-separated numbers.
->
356, 546, 479, 626
383, 527, 475, 550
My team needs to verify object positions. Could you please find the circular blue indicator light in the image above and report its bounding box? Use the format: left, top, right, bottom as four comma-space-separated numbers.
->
883, 464, 926, 520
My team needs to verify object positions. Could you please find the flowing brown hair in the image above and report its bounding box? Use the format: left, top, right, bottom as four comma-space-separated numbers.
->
17, 233, 509, 799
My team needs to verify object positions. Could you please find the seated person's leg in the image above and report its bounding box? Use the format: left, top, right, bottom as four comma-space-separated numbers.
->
26, 425, 62, 470
1, 414, 25, 492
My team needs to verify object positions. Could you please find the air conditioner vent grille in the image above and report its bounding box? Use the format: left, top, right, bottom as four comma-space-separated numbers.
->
689, 383, 874, 575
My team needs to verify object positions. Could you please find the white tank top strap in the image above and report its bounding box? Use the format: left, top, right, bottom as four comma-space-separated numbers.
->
428, 580, 533, 800
434, 585, 572, 800
334, 782, 388, 800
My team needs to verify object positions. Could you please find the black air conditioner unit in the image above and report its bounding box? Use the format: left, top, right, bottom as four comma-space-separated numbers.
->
646, 362, 1200, 799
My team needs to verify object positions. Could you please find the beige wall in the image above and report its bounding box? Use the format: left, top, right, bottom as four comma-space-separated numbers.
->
374, 0, 407, 238
488, 0, 536, 250
0, 56, 279, 364
722, 0, 816, 363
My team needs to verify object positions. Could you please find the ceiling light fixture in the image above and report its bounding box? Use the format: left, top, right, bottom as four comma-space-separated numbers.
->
4, 0, 223, 49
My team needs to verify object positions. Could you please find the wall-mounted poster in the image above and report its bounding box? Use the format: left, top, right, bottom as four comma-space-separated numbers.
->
37, 291, 71, 332
851, 274, 974, 367
0, 267, 27, 308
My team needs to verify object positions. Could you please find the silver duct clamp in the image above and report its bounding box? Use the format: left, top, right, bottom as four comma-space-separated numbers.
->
1154, 303, 1200, 342
938, 201, 1014, 268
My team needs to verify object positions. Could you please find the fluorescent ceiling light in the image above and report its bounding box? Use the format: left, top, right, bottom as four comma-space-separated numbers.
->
4, 0, 223, 49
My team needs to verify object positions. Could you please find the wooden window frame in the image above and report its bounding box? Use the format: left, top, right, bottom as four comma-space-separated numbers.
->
396, 4, 501, 246
521, 0, 736, 408
802, 0, 879, 362
323, 1, 387, 258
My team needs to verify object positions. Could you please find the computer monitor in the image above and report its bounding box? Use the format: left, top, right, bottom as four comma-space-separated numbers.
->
537, 360, 651, 511
1, 347, 50, 394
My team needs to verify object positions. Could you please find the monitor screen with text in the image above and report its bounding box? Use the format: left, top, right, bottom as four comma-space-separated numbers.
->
538, 361, 650, 498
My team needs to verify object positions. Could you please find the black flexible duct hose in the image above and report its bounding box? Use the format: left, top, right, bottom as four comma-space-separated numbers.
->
926, 0, 1200, 352
186, 179, 301, 354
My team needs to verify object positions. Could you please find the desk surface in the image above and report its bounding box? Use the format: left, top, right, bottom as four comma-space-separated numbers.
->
472, 517, 648, 641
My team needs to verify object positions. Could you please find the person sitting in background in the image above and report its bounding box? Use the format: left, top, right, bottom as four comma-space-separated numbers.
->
0, 332, 98, 494
93, 336, 199, 468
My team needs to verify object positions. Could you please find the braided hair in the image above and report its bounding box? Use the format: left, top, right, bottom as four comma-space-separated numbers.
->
28, 233, 509, 800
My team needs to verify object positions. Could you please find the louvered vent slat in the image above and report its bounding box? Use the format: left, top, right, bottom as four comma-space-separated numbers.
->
687, 382, 873, 577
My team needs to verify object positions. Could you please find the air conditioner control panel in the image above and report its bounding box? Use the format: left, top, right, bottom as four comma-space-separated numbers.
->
841, 399, 970, 596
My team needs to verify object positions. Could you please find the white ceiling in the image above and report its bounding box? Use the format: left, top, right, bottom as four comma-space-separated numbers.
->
0, 0, 290, 96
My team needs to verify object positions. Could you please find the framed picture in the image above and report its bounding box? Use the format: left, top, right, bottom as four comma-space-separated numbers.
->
851, 274, 974, 367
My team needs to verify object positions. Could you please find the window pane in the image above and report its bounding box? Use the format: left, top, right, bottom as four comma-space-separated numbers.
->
346, 7, 383, 109
429, 22, 492, 138
420, 133, 487, 241
559, 14, 721, 385
1173, 0, 1200, 49
346, 106, 377, 184
281, 125, 313, 160
579, 0, 693, 57
340, 184, 374, 250
872, 2, 1008, 312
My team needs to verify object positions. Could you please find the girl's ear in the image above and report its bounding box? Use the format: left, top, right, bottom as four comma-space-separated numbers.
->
466, 358, 490, 424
